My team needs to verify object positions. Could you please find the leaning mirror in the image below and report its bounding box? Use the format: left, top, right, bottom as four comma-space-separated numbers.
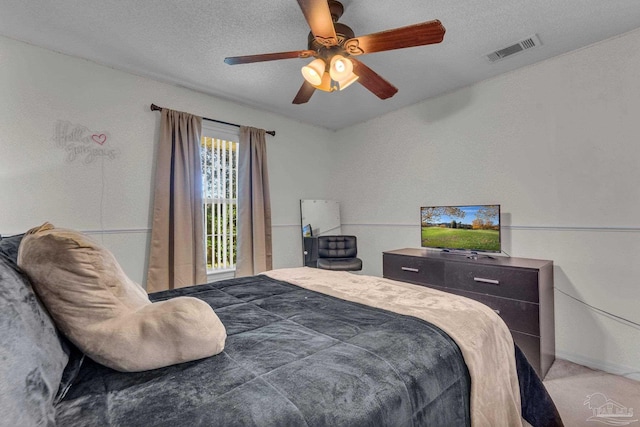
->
300, 200, 341, 266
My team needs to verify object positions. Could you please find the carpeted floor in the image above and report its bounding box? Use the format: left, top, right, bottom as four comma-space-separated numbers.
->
543, 359, 640, 426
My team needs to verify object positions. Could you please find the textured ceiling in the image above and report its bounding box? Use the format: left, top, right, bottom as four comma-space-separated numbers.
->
1, 0, 640, 130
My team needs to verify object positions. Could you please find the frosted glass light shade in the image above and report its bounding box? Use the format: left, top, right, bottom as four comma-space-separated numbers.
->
329, 55, 353, 81
337, 73, 358, 90
301, 58, 326, 86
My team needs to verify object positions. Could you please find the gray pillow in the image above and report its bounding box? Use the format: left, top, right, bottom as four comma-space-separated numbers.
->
0, 255, 69, 426
0, 233, 24, 264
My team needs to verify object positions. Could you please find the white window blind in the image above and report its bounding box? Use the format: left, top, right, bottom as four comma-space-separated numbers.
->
201, 123, 239, 272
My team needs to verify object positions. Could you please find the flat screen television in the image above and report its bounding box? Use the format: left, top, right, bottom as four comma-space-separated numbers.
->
420, 204, 501, 253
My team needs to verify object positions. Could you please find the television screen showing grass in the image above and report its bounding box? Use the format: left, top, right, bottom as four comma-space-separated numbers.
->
420, 205, 501, 253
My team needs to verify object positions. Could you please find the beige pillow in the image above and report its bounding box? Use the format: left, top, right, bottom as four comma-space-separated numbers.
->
17, 223, 226, 372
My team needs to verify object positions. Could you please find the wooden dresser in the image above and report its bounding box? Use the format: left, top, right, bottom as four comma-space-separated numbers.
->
382, 248, 555, 378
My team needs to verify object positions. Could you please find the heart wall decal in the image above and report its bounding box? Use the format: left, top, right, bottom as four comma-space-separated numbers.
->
92, 134, 107, 145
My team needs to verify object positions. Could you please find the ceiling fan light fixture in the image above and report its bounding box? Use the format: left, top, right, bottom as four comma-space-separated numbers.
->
301, 58, 326, 86
224, 1, 445, 104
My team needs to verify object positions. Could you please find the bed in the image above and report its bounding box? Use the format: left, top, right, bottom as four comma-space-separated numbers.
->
0, 228, 562, 427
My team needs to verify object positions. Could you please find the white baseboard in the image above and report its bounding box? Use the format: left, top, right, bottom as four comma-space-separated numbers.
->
556, 350, 640, 382
206, 269, 235, 282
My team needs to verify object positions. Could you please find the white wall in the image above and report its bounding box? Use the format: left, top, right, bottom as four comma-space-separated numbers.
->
0, 35, 336, 284
331, 28, 640, 379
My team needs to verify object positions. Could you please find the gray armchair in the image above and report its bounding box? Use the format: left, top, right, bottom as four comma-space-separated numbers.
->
316, 235, 362, 271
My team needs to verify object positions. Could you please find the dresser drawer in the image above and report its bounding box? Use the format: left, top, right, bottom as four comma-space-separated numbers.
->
444, 263, 539, 303
383, 254, 444, 287
430, 286, 540, 336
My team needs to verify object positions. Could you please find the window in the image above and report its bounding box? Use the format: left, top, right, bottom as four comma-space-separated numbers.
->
201, 123, 239, 275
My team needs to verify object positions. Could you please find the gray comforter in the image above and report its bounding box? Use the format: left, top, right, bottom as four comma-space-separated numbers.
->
55, 274, 471, 426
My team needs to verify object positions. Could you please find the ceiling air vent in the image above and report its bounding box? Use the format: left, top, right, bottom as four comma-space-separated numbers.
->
486, 34, 542, 63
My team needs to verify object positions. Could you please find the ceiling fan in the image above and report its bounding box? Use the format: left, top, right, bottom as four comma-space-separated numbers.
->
224, 0, 445, 104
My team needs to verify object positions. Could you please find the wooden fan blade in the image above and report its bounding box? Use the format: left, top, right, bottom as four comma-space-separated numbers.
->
224, 50, 315, 65
296, 0, 338, 47
293, 81, 316, 104
351, 58, 398, 100
344, 20, 445, 56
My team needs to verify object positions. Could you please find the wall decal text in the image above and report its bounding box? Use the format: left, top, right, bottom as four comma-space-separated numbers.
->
53, 120, 120, 164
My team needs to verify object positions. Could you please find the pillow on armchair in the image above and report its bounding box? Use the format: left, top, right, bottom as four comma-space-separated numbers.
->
17, 223, 226, 372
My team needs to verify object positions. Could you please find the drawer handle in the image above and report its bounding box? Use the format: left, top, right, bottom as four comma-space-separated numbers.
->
401, 267, 419, 273
474, 277, 500, 285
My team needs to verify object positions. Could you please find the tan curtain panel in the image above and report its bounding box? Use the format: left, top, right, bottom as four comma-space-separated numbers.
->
147, 108, 207, 292
235, 126, 272, 277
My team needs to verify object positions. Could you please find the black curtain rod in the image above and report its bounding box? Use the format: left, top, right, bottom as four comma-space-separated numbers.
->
150, 104, 275, 136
